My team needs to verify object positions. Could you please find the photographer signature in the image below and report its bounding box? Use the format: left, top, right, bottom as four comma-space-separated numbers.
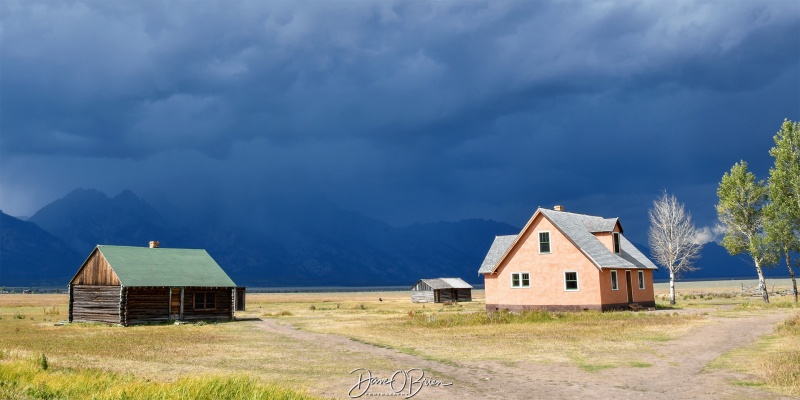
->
348, 367, 453, 398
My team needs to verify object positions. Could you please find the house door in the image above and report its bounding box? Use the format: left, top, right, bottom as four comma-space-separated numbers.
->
170, 288, 181, 319
235, 287, 246, 311
434, 290, 440, 303
625, 271, 634, 302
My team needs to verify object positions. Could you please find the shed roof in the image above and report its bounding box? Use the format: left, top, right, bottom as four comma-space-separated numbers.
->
86, 245, 237, 287
479, 208, 657, 274
414, 277, 473, 290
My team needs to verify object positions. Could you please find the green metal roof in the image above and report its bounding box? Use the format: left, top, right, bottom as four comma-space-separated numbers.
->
97, 245, 237, 287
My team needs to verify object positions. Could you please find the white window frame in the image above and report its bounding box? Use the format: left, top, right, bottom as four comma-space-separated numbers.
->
564, 271, 579, 291
610, 270, 618, 290
538, 231, 551, 254
613, 232, 620, 254
511, 272, 530, 288
638, 270, 645, 290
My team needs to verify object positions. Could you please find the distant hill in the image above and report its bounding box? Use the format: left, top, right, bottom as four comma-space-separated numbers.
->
17, 189, 521, 287
0, 211, 82, 286
12, 188, 797, 287
28, 188, 199, 253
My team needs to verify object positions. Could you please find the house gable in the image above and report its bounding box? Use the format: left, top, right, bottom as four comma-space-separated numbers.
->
481, 209, 632, 275
492, 211, 583, 276
70, 247, 121, 286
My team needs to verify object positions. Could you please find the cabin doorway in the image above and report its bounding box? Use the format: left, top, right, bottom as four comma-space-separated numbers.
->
625, 271, 634, 302
235, 287, 246, 311
170, 288, 182, 319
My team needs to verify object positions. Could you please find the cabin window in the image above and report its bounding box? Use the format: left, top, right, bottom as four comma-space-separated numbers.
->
564, 271, 579, 291
638, 271, 645, 290
194, 292, 216, 310
613, 232, 621, 254
539, 231, 551, 254
610, 270, 618, 290
511, 272, 530, 288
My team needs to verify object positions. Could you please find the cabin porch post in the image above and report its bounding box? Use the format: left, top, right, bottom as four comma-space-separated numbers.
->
120, 286, 128, 326
179, 287, 184, 321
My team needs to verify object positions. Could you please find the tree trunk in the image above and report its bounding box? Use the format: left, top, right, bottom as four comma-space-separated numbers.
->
785, 248, 798, 303
669, 270, 676, 305
755, 261, 770, 303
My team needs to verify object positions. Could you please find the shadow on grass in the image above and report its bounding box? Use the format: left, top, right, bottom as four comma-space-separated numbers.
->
654, 303, 684, 310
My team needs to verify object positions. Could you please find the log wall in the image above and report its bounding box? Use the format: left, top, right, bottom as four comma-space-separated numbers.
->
437, 289, 454, 303
183, 287, 233, 321
411, 290, 435, 303
411, 289, 471, 303
124, 287, 171, 325
70, 285, 121, 324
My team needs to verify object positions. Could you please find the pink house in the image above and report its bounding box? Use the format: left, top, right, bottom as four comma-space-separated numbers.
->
479, 206, 658, 312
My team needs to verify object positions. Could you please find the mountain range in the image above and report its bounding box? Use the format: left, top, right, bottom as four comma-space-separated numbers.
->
1, 188, 795, 288
2, 189, 520, 287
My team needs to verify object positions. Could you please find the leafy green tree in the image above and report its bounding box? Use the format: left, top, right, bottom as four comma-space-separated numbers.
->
716, 161, 777, 303
765, 119, 800, 302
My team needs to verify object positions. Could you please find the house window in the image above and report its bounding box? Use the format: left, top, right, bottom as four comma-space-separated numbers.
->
194, 292, 216, 310
511, 272, 530, 288
610, 270, 618, 290
564, 271, 579, 291
539, 231, 551, 254
638, 270, 645, 290
613, 232, 620, 254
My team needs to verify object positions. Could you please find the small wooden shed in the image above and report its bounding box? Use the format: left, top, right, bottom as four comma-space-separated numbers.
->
410, 278, 473, 303
68, 243, 244, 326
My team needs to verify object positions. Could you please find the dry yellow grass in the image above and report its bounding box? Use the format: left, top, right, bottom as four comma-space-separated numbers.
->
0, 294, 399, 393
708, 312, 800, 397
242, 291, 701, 367
2, 286, 797, 398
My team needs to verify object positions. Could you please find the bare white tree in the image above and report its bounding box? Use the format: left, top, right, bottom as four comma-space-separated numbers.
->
648, 192, 704, 305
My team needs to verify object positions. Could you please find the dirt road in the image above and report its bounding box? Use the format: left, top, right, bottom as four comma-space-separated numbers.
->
256, 309, 797, 400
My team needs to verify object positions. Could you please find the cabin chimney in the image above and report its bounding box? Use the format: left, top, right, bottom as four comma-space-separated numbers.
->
554, 205, 564, 211
149, 240, 160, 249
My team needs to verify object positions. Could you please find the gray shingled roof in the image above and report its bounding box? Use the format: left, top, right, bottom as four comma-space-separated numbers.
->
617, 235, 658, 270
582, 217, 620, 233
414, 277, 473, 290
478, 209, 657, 274
478, 235, 517, 274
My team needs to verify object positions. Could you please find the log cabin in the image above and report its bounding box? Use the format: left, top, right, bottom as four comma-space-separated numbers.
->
68, 241, 244, 326
410, 278, 473, 303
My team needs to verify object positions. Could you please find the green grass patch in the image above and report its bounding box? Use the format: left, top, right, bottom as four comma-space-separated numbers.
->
0, 353, 320, 400
628, 361, 652, 368
733, 380, 766, 387
735, 301, 800, 311
578, 363, 615, 372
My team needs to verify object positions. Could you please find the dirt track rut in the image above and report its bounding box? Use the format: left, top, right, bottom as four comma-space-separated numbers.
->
255, 309, 797, 399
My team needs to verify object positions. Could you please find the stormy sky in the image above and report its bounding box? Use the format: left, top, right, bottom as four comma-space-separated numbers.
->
1, 0, 799, 244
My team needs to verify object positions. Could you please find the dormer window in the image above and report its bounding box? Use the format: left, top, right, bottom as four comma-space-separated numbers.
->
613, 232, 620, 254
539, 231, 551, 254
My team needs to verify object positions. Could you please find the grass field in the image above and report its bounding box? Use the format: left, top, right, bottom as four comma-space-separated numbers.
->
1, 280, 798, 398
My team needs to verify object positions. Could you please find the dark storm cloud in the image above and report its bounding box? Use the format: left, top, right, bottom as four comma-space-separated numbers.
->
1, 0, 799, 241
